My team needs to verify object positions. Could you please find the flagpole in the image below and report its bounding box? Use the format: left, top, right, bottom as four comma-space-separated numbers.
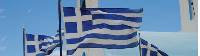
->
22, 26, 25, 56
138, 32, 142, 56
58, 0, 62, 56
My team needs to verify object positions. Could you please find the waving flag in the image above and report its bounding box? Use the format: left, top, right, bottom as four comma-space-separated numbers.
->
38, 35, 60, 55
24, 34, 45, 56
24, 33, 60, 56
140, 38, 168, 56
62, 7, 143, 55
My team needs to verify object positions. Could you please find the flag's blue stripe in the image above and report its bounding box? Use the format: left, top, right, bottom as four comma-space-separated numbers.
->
39, 42, 51, 50
78, 42, 138, 49
151, 44, 158, 49
63, 7, 76, 16
26, 34, 35, 41
141, 38, 148, 45
157, 50, 168, 56
67, 32, 137, 44
45, 44, 60, 55
27, 45, 36, 53
67, 42, 138, 55
81, 9, 91, 15
150, 51, 158, 56
94, 23, 134, 30
83, 23, 138, 31
92, 14, 142, 22
36, 53, 45, 56
67, 49, 77, 55
142, 48, 148, 56
65, 22, 78, 33
81, 8, 143, 13
38, 35, 53, 41
82, 20, 140, 31
53, 40, 60, 43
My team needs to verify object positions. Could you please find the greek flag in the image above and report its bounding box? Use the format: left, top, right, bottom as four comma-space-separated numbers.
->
140, 38, 168, 56
24, 34, 60, 56
62, 7, 143, 55
39, 35, 60, 55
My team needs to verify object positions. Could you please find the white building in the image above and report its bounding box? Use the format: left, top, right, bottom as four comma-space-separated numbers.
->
179, 0, 198, 32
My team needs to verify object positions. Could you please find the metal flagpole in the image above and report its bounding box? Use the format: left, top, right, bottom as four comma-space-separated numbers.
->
22, 26, 25, 56
58, 0, 63, 56
81, 0, 86, 8
138, 32, 142, 56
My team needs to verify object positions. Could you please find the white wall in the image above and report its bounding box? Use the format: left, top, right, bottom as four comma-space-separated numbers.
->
179, 0, 198, 32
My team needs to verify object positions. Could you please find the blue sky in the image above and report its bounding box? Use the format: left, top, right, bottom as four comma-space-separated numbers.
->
0, 0, 181, 56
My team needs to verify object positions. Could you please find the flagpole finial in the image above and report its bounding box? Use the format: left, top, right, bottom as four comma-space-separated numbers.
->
22, 24, 26, 31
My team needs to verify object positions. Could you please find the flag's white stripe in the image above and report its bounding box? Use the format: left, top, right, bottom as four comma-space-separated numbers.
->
75, 8, 83, 34
65, 28, 138, 39
25, 53, 37, 56
140, 45, 158, 51
157, 52, 162, 56
93, 19, 142, 27
81, 15, 92, 21
67, 37, 138, 50
91, 10, 143, 17
63, 16, 142, 28
54, 36, 59, 40
63, 16, 78, 22
63, 14, 142, 22
63, 15, 92, 22
141, 43, 163, 56
146, 44, 151, 56
25, 41, 39, 45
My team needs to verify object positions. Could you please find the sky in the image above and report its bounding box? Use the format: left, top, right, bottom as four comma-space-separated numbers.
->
0, 0, 181, 56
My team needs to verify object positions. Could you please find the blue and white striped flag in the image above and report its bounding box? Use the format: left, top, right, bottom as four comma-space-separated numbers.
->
38, 35, 60, 55
62, 7, 143, 55
24, 34, 46, 56
140, 38, 168, 56
24, 34, 60, 56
